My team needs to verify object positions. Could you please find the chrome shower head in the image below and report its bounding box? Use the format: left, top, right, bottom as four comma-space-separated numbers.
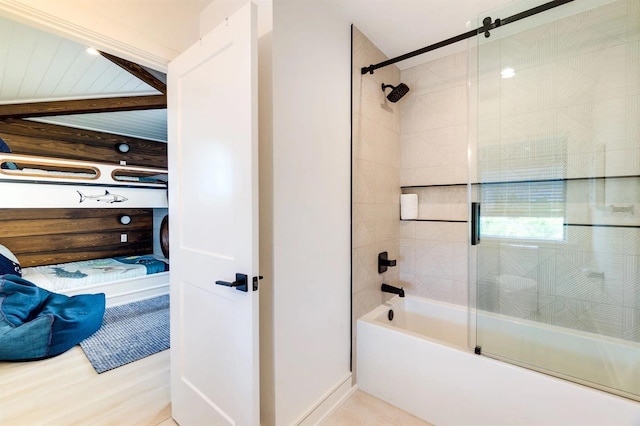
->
381, 82, 410, 103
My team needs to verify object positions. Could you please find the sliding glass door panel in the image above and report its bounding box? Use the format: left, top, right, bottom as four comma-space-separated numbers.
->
471, 0, 640, 400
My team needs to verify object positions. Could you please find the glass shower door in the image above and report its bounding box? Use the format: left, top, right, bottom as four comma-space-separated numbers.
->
472, 0, 640, 400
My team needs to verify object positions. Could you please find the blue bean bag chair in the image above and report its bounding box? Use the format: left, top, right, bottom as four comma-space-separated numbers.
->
0, 274, 105, 360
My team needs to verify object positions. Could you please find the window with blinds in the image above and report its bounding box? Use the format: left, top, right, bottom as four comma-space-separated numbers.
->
479, 180, 566, 240
478, 138, 567, 241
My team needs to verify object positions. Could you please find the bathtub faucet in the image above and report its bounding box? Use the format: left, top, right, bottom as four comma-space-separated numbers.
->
381, 283, 405, 298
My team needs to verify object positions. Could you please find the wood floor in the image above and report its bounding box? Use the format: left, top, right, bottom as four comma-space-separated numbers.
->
0, 346, 173, 425
0, 348, 431, 425
321, 391, 432, 426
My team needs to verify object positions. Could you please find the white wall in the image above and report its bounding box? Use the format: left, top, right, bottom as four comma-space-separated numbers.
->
272, 0, 352, 424
200, 0, 272, 38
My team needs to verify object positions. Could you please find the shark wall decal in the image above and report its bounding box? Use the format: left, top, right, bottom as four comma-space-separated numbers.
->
77, 190, 128, 204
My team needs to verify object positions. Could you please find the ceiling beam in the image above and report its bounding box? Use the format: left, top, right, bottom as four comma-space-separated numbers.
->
99, 51, 167, 94
0, 95, 167, 119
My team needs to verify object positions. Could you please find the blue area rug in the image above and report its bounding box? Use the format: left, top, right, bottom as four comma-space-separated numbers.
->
80, 295, 169, 373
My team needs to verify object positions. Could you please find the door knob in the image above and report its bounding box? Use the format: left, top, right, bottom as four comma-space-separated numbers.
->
216, 273, 249, 292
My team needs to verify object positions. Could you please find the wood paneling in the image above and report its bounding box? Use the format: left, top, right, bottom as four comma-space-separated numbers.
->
0, 208, 154, 267
0, 119, 167, 168
0, 95, 167, 119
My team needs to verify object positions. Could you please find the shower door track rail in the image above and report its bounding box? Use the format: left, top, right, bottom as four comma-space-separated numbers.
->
401, 174, 640, 189
477, 175, 640, 187
360, 0, 574, 75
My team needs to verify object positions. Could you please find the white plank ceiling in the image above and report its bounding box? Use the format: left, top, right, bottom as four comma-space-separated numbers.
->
0, 15, 167, 142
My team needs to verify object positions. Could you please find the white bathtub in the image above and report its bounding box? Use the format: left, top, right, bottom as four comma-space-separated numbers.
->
357, 296, 640, 425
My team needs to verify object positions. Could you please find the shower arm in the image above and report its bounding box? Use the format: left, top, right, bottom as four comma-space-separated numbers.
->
361, 0, 574, 75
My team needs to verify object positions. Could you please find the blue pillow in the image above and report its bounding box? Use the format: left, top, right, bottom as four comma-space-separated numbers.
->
0, 137, 10, 153
0, 244, 21, 277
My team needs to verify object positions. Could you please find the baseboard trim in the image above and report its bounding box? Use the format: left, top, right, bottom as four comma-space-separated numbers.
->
296, 373, 355, 426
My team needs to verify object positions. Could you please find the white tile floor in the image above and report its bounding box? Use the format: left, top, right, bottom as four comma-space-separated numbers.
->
321, 390, 433, 426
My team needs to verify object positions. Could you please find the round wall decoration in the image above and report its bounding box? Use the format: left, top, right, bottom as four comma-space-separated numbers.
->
160, 215, 169, 259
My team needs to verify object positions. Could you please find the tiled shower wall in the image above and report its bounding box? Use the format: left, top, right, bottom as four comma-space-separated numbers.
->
397, 52, 470, 305
352, 32, 474, 330
351, 27, 401, 377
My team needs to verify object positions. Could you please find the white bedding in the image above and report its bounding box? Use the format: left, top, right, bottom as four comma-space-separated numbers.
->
22, 258, 151, 292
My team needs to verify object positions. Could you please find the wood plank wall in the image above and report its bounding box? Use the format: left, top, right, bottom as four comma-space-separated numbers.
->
0, 208, 154, 267
0, 119, 167, 169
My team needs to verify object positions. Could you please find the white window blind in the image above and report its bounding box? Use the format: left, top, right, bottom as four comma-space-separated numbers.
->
480, 180, 566, 218
478, 138, 567, 240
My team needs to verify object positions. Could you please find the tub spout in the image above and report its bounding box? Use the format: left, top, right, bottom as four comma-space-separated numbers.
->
381, 283, 405, 298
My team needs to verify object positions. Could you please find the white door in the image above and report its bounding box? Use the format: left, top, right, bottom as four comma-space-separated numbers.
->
167, 3, 259, 425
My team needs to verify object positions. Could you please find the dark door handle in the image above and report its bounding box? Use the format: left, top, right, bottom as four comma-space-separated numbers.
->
216, 273, 249, 292
471, 202, 481, 246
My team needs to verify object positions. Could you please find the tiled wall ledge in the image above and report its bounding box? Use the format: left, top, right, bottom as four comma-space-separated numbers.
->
401, 185, 467, 222
401, 219, 468, 223
402, 183, 467, 188
401, 175, 640, 227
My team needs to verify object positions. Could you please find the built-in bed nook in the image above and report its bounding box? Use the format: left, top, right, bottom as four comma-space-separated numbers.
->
0, 119, 169, 307
0, 15, 172, 364
2, 208, 169, 306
